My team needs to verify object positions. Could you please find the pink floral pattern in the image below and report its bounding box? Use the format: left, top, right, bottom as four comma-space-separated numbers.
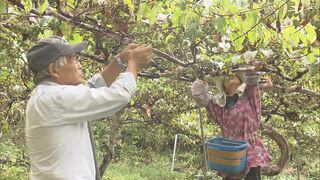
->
206, 79, 272, 179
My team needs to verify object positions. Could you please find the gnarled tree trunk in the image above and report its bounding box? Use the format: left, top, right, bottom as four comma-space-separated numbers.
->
260, 123, 290, 176
99, 112, 122, 178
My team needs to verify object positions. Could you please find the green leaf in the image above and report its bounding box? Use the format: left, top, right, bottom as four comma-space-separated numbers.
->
310, 62, 319, 76
168, 1, 175, 11
278, 3, 287, 19
67, 0, 75, 5
137, 2, 147, 20
70, 33, 83, 44
184, 11, 200, 41
144, 1, 163, 26
248, 29, 257, 45
0, 0, 6, 14
257, 26, 263, 42
230, 15, 241, 29
184, 11, 192, 29
246, 11, 258, 27
312, 47, 320, 56
293, 19, 300, 28
227, 5, 237, 13
38, 0, 48, 14
171, 7, 183, 26
39, 16, 52, 27
1, 121, 9, 135
282, 26, 293, 39
301, 55, 313, 65
216, 17, 227, 34
231, 32, 244, 51
296, 31, 308, 46
307, 53, 315, 63
283, 26, 300, 47
38, 29, 53, 39
130, 99, 135, 106
165, 34, 174, 43
186, 21, 198, 41
21, 0, 33, 12
123, 0, 134, 12
59, 21, 72, 36
305, 24, 316, 44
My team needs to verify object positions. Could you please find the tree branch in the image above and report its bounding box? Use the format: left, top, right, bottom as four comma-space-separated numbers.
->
272, 85, 320, 97
233, 0, 290, 42
7, 0, 191, 68
263, 67, 309, 82
153, 49, 191, 67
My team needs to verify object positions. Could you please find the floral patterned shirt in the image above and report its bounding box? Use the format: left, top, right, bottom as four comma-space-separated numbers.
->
192, 75, 272, 179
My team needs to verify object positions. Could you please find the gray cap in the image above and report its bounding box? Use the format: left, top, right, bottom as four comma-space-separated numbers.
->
27, 36, 87, 73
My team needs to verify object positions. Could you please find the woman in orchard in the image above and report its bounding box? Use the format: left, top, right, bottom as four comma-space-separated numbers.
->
191, 65, 273, 180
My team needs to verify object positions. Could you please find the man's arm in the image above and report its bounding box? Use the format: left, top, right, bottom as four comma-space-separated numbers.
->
100, 44, 140, 86
100, 58, 125, 86
100, 44, 153, 86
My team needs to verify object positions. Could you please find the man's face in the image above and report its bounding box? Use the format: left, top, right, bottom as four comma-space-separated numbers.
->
54, 55, 83, 85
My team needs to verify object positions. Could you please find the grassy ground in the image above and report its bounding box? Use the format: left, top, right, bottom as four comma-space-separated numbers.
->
103, 154, 187, 180
1, 140, 318, 180
104, 162, 184, 180
102, 152, 316, 180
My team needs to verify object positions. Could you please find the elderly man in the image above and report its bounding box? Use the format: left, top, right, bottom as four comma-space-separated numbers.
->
25, 36, 153, 180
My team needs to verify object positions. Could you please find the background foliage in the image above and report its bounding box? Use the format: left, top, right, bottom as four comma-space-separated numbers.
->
1, 0, 319, 179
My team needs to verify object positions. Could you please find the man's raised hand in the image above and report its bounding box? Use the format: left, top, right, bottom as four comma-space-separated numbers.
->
128, 44, 153, 70
117, 43, 141, 63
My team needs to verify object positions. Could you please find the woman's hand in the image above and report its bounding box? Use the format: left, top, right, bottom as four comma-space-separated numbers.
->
244, 61, 263, 76
191, 79, 213, 107
261, 77, 273, 90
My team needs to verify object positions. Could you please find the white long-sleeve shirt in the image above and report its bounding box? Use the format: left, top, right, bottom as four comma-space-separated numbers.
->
25, 72, 136, 180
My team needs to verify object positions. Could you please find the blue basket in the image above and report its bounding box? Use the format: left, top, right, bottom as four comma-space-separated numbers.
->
205, 137, 247, 173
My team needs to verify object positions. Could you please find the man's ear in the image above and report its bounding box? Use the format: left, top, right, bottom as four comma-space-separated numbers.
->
48, 63, 59, 79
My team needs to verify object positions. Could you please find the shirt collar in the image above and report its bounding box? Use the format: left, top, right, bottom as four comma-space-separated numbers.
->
39, 80, 60, 86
